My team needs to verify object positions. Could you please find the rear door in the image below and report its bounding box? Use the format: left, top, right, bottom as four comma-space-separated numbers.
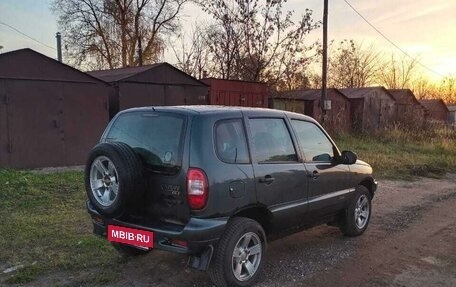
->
104, 111, 190, 224
245, 113, 308, 230
289, 119, 352, 216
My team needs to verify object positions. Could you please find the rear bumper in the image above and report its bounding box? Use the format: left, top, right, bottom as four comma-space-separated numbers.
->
87, 201, 227, 255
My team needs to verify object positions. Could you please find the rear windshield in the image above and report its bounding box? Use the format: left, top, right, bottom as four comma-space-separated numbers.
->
105, 112, 186, 174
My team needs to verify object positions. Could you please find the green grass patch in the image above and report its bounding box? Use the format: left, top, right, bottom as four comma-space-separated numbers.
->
0, 129, 455, 284
334, 129, 456, 180
0, 170, 122, 285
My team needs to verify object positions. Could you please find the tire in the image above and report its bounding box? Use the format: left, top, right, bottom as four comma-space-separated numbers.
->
340, 185, 372, 237
112, 242, 151, 257
209, 217, 266, 287
85, 142, 143, 218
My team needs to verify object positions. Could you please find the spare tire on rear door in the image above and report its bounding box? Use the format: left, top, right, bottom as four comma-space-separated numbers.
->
85, 142, 143, 218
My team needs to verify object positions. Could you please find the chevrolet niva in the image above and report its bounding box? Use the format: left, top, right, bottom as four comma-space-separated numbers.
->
85, 106, 377, 287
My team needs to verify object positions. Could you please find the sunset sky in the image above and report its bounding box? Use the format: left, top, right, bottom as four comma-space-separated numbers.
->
1, 0, 454, 81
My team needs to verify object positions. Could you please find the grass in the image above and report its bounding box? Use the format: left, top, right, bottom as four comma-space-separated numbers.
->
0, 170, 122, 285
0, 128, 455, 285
334, 126, 456, 180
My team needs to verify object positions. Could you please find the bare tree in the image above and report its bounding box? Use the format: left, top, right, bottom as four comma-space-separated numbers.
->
433, 76, 456, 103
196, 0, 319, 84
204, 13, 242, 79
411, 76, 433, 100
171, 25, 209, 79
378, 53, 418, 89
328, 40, 381, 88
272, 42, 319, 91
53, 0, 187, 69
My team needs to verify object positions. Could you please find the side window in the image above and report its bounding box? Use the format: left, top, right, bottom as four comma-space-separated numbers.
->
215, 119, 250, 164
250, 118, 297, 163
291, 120, 334, 162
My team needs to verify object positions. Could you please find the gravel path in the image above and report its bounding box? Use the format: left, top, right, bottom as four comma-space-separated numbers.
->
107, 174, 456, 287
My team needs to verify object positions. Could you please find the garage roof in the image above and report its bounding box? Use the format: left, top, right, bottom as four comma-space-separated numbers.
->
339, 87, 396, 101
88, 62, 208, 86
273, 88, 349, 101
388, 89, 421, 105
0, 48, 107, 84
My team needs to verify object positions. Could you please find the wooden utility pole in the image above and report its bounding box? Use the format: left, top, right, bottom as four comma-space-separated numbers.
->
321, 0, 330, 122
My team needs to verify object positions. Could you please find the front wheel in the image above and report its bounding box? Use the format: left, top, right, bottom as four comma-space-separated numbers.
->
340, 185, 372, 237
209, 217, 266, 287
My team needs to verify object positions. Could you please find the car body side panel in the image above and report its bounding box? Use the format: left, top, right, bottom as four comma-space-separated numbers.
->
283, 113, 354, 220
348, 160, 376, 192
304, 162, 352, 212
243, 110, 310, 230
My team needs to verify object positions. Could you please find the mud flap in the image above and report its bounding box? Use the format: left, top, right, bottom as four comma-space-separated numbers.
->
187, 245, 214, 271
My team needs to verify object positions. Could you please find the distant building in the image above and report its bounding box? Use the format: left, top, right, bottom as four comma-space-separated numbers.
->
419, 99, 449, 123
271, 88, 351, 133
388, 89, 425, 127
0, 49, 110, 169
339, 87, 396, 132
201, 78, 268, 108
88, 63, 209, 118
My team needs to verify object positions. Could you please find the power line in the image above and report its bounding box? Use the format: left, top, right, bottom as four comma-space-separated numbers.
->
0, 20, 56, 51
341, 0, 446, 78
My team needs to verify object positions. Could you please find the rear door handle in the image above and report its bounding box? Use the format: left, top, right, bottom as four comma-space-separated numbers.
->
259, 175, 275, 184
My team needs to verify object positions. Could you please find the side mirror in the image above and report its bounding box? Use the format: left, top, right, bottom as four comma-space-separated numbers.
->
340, 150, 357, 165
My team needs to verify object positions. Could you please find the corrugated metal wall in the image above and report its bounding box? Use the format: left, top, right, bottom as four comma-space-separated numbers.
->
202, 79, 268, 108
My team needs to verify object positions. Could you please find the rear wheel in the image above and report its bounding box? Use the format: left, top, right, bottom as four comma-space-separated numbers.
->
340, 185, 372, 236
209, 217, 266, 287
85, 142, 143, 218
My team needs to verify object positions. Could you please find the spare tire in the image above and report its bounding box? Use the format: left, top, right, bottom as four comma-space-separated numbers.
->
85, 142, 143, 217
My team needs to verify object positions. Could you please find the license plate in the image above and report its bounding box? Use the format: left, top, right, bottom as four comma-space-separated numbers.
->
108, 225, 154, 248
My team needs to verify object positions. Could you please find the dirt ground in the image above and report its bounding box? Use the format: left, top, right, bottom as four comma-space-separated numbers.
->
30, 175, 456, 287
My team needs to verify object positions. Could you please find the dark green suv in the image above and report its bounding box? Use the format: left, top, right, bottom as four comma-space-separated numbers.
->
85, 106, 377, 287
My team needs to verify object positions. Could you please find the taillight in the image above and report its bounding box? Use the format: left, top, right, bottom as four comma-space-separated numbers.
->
187, 168, 208, 210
